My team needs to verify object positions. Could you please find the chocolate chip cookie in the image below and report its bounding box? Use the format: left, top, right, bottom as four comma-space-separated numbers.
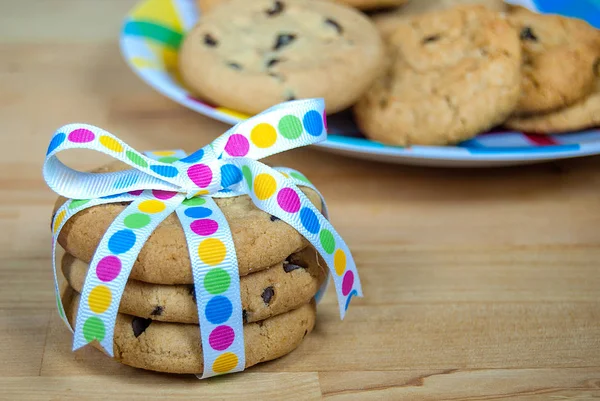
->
62, 287, 316, 374
62, 247, 326, 324
354, 5, 522, 146
508, 6, 600, 115
371, 0, 507, 39
179, 0, 384, 115
54, 161, 323, 284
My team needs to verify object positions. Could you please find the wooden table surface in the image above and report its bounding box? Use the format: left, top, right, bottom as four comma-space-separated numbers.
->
2, 1, 600, 400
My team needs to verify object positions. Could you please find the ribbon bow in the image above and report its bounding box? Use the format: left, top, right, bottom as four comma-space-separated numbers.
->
44, 98, 362, 378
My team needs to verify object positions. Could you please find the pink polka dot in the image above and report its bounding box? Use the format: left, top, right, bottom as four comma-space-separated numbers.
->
96, 256, 122, 282
190, 219, 219, 236
128, 190, 143, 196
187, 164, 213, 188
342, 270, 354, 296
224, 134, 250, 157
323, 113, 328, 132
277, 188, 301, 213
209, 325, 235, 351
152, 190, 177, 200
68, 128, 95, 143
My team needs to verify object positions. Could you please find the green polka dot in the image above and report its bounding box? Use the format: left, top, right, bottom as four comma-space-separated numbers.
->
126, 150, 148, 168
203, 268, 231, 295
158, 156, 179, 164
242, 166, 253, 189
290, 172, 310, 183
182, 197, 206, 206
83, 316, 105, 343
319, 229, 335, 254
278, 115, 303, 140
56, 293, 65, 318
123, 213, 151, 229
69, 199, 90, 209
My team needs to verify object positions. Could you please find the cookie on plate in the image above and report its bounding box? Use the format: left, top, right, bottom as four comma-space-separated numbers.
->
179, 0, 385, 115
54, 161, 323, 285
505, 78, 600, 133
61, 246, 327, 324
354, 5, 522, 146
62, 287, 316, 374
508, 6, 600, 115
370, 0, 506, 39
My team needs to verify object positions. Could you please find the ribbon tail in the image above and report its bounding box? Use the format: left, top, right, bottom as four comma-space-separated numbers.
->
232, 159, 362, 320
176, 197, 246, 378
72, 190, 184, 356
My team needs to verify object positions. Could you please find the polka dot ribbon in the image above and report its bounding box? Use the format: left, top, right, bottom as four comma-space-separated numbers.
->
43, 98, 362, 378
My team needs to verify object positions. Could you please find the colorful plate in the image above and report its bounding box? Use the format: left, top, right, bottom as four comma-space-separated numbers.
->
119, 0, 600, 167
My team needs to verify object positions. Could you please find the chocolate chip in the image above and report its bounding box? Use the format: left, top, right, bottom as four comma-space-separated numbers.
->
261, 286, 275, 304
227, 62, 242, 70
422, 34, 440, 44
204, 34, 218, 46
188, 285, 197, 303
242, 309, 248, 323
270, 215, 281, 222
283, 261, 304, 273
520, 26, 537, 41
273, 33, 296, 50
266, 58, 280, 67
325, 18, 343, 34
303, 329, 308, 338
266, 0, 284, 16
131, 317, 152, 338
150, 306, 163, 316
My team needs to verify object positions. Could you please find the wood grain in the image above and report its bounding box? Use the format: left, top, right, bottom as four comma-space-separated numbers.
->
1, 1, 600, 400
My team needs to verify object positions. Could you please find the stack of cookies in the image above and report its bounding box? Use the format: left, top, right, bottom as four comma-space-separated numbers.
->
56, 161, 327, 374
178, 0, 600, 147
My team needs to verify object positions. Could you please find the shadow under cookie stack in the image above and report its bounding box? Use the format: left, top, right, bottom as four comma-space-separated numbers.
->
184, 0, 600, 146
55, 162, 328, 374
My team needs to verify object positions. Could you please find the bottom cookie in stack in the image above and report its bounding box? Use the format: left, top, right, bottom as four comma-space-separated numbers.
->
59, 246, 326, 374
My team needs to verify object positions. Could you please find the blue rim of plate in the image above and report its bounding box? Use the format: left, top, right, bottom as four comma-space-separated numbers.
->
119, 0, 600, 163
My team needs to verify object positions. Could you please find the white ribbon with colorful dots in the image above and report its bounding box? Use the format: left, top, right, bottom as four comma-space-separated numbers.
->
44, 98, 362, 378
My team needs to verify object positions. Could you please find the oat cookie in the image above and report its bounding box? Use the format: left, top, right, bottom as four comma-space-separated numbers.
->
354, 5, 522, 146
371, 0, 506, 39
508, 6, 600, 115
54, 161, 323, 285
62, 247, 326, 324
506, 79, 600, 133
179, 0, 384, 115
62, 287, 316, 374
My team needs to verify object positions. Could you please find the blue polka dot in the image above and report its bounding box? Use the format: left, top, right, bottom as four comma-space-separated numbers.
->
299, 207, 320, 234
345, 289, 358, 311
114, 174, 139, 189
150, 165, 179, 178
220, 164, 242, 188
184, 206, 212, 218
303, 110, 323, 137
47, 133, 66, 155
205, 296, 232, 324
108, 229, 136, 254
180, 149, 204, 163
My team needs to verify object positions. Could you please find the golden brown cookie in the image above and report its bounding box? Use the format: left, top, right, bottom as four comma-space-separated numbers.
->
62, 287, 316, 374
179, 0, 384, 115
53, 161, 323, 285
354, 5, 522, 146
62, 247, 326, 324
370, 0, 506, 39
508, 6, 600, 115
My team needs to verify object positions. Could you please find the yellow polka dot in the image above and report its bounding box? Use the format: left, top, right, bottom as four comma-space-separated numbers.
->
88, 285, 112, 314
212, 352, 238, 373
250, 123, 277, 148
53, 210, 66, 234
138, 200, 166, 214
253, 173, 277, 200
334, 249, 346, 276
99, 135, 123, 153
153, 150, 175, 156
194, 190, 209, 196
198, 238, 226, 266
